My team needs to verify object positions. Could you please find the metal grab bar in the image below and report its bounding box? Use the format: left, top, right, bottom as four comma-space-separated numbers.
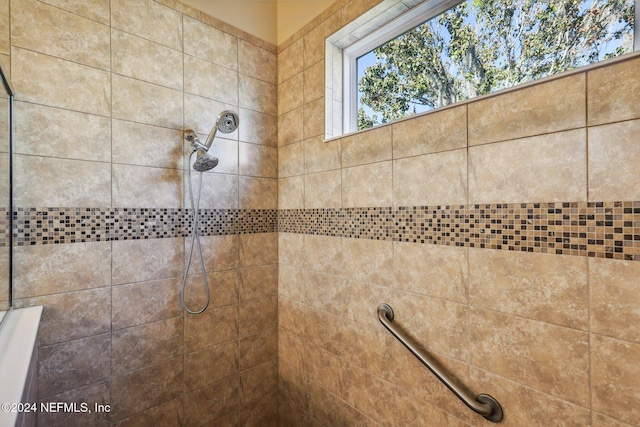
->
377, 303, 503, 423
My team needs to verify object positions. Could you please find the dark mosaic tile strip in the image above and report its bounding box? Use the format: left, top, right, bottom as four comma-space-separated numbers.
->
11, 208, 278, 246
9, 202, 640, 261
277, 202, 640, 261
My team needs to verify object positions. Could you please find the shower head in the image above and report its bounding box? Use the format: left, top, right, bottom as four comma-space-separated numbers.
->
202, 110, 239, 151
193, 149, 219, 172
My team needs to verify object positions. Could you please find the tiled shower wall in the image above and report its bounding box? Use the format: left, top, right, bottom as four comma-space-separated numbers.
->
277, 1, 640, 426
3, 0, 279, 425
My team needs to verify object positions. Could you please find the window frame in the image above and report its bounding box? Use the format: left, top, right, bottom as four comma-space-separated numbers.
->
340, 0, 640, 135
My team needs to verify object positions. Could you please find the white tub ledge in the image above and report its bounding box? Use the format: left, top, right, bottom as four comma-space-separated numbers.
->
0, 306, 43, 427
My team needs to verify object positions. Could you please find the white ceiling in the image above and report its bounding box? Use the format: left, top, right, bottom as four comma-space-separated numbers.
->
180, 0, 334, 45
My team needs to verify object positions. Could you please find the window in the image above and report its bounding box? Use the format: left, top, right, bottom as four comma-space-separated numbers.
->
335, 0, 637, 133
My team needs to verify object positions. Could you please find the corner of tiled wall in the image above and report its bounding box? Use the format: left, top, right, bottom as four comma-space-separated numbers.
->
8, 0, 280, 425
276, 0, 640, 425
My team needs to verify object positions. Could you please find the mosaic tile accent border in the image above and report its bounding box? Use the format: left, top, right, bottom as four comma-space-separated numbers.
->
11, 208, 278, 246
7, 202, 640, 261
279, 202, 640, 261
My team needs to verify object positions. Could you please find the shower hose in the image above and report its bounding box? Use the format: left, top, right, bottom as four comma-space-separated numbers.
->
180, 149, 211, 314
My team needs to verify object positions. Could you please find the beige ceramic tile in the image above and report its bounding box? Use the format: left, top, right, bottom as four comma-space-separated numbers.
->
469, 368, 590, 427
112, 278, 182, 330
239, 360, 278, 404
184, 235, 240, 273
469, 249, 588, 329
16, 287, 111, 346
342, 124, 392, 168
184, 54, 237, 104
591, 334, 640, 425
304, 60, 325, 102
469, 129, 587, 204
0, 0, 8, 55
111, 357, 184, 421
278, 38, 304, 84
304, 234, 343, 275
113, 398, 183, 427
184, 305, 238, 352
111, 0, 182, 51
239, 390, 278, 426
303, 341, 343, 396
113, 164, 183, 208
239, 108, 277, 147
184, 171, 238, 209
239, 176, 277, 209
588, 55, 640, 125
394, 386, 468, 427
0, 54, 8, 79
39, 0, 110, 24
240, 264, 278, 301
278, 297, 307, 338
591, 413, 637, 427
112, 238, 183, 285
112, 75, 183, 129
394, 241, 468, 303
12, 0, 110, 70
38, 333, 111, 398
38, 381, 111, 427
279, 176, 305, 209
11, 47, 110, 116
393, 291, 469, 360
183, 94, 238, 138
14, 155, 110, 207
239, 40, 277, 85
239, 233, 278, 267
303, 98, 325, 139
182, 270, 239, 312
182, 376, 238, 427
112, 317, 183, 375
590, 258, 640, 344
588, 119, 640, 201
304, 269, 349, 317
238, 296, 278, 338
388, 336, 471, 420
342, 161, 392, 208
305, 380, 344, 426
305, 170, 341, 209
470, 308, 589, 406
279, 141, 305, 177
14, 102, 111, 162
278, 232, 305, 266
393, 105, 467, 158
112, 29, 183, 91
278, 73, 304, 115
468, 74, 585, 145
13, 242, 111, 299
305, 135, 341, 173
278, 107, 304, 146
303, 12, 341, 68
393, 149, 468, 207
278, 264, 305, 302
210, 410, 240, 427
183, 16, 237, 70
239, 327, 277, 371
239, 142, 278, 178
113, 120, 182, 169
340, 362, 396, 426
341, 238, 393, 286
184, 341, 238, 391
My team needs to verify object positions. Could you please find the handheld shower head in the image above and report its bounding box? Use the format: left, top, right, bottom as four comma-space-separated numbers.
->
203, 110, 239, 150
193, 149, 218, 172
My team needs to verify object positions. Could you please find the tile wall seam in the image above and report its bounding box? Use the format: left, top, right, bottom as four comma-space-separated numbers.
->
30, 0, 108, 26
10, 44, 111, 77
